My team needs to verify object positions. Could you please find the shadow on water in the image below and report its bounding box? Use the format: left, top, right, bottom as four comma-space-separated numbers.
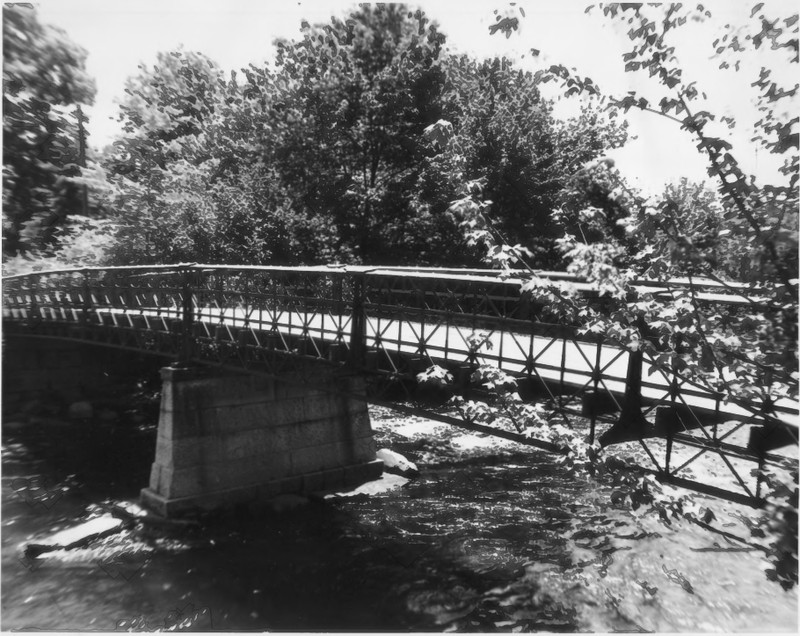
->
1, 411, 604, 632
162, 454, 607, 632
2, 404, 797, 632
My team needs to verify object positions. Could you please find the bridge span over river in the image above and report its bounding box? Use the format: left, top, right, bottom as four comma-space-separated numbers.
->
3, 264, 797, 514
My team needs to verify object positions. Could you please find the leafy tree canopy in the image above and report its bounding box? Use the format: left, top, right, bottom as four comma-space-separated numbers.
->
3, 3, 96, 256
96, 4, 625, 268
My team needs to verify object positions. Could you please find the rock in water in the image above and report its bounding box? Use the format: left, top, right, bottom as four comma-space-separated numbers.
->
325, 473, 409, 498
68, 401, 93, 419
376, 448, 420, 477
25, 514, 126, 558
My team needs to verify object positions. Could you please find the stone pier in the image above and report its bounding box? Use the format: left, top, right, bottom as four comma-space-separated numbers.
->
140, 365, 383, 516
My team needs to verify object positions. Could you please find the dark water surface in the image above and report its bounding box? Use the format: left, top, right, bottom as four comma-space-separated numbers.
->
2, 406, 796, 632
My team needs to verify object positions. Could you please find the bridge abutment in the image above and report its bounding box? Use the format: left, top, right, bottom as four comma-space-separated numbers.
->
2, 336, 160, 415
140, 365, 382, 516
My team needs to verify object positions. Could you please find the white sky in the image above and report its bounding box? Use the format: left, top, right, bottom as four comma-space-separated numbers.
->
31, 0, 799, 196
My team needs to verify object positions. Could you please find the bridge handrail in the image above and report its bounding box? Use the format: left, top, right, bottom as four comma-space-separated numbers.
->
2, 263, 772, 304
352, 265, 768, 292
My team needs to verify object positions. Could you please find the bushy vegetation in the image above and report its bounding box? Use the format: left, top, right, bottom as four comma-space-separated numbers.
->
3, 5, 96, 257
436, 2, 798, 589
3, 4, 624, 270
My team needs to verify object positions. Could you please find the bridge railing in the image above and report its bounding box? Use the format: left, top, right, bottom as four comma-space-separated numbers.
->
3, 264, 797, 505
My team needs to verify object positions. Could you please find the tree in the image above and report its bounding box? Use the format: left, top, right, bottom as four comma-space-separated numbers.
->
435, 55, 627, 267
3, 4, 96, 257
101, 50, 227, 264
97, 5, 629, 268
259, 5, 627, 266
106, 50, 226, 180
264, 4, 452, 264
100, 48, 345, 266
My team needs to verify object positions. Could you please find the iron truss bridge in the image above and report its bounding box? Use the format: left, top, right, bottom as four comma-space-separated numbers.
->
3, 264, 797, 506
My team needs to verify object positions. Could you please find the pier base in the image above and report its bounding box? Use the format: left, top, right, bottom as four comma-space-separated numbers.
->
141, 366, 382, 516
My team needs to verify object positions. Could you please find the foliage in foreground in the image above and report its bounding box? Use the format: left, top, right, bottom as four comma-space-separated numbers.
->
421, 1, 798, 590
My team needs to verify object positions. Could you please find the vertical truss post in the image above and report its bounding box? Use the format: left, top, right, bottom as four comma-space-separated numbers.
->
669, 335, 681, 404
665, 334, 682, 477
624, 348, 644, 416
349, 273, 367, 369
80, 270, 92, 330
599, 342, 648, 447
664, 428, 674, 478
755, 375, 775, 502
589, 335, 603, 445
27, 274, 39, 325
559, 333, 568, 410
333, 276, 344, 316
755, 454, 765, 501
713, 391, 723, 442
179, 267, 196, 365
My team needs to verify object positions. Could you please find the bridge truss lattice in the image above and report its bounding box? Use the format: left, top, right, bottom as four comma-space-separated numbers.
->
3, 264, 797, 506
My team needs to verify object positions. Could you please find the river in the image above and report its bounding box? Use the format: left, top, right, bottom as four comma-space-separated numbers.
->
2, 398, 797, 632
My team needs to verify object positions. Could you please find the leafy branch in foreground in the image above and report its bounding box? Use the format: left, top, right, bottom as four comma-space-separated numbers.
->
419, 1, 797, 589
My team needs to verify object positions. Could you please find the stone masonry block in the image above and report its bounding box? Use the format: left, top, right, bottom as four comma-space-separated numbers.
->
266, 475, 304, 498
343, 459, 384, 486
268, 397, 308, 428
274, 380, 327, 401
158, 371, 274, 414
160, 402, 272, 439
219, 427, 292, 462
144, 365, 377, 515
320, 465, 346, 491
287, 419, 343, 449
291, 443, 345, 475
149, 463, 164, 491
290, 437, 376, 475
349, 436, 378, 463
347, 410, 373, 439
287, 414, 373, 451
155, 426, 292, 469
302, 394, 345, 422
302, 469, 328, 493
153, 452, 293, 499
197, 376, 277, 408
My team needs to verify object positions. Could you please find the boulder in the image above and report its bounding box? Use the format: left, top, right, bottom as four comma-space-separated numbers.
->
376, 448, 420, 477
25, 514, 126, 558
67, 401, 93, 420
325, 472, 409, 498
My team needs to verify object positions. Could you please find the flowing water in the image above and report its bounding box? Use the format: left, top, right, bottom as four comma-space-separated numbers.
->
2, 402, 797, 632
